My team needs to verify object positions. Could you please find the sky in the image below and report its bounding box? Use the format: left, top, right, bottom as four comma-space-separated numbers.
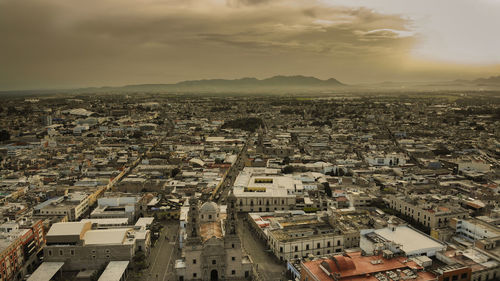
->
1, 0, 500, 90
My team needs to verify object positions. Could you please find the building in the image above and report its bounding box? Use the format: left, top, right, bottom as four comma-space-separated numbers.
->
327, 208, 392, 249
387, 195, 468, 229
175, 194, 252, 281
364, 152, 407, 167
0, 219, 45, 281
91, 196, 139, 223
437, 248, 500, 281
43, 221, 150, 271
300, 251, 437, 281
360, 225, 447, 257
233, 168, 300, 212
267, 219, 343, 262
248, 211, 344, 262
449, 218, 500, 251
34, 192, 90, 221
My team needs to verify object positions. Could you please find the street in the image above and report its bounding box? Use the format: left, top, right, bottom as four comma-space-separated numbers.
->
237, 217, 286, 281
129, 220, 179, 281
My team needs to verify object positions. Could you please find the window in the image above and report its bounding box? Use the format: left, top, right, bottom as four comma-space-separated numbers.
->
212, 260, 216, 265
335, 249, 341, 253
280, 247, 283, 253
232, 257, 236, 261
451, 275, 458, 281
92, 255, 96, 259
59, 250, 63, 256
327, 242, 331, 247
295, 246, 298, 252
306, 245, 309, 250
193, 273, 197, 278
209, 215, 212, 219
48, 250, 52, 256
337, 240, 341, 246
193, 259, 197, 264
443, 277, 449, 281
232, 270, 236, 275
460, 273, 467, 279
317, 243, 320, 249
232, 244, 235, 248
70, 249, 75, 256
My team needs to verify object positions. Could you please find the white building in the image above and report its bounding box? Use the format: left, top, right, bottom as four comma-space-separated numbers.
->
233, 168, 301, 212
360, 225, 447, 257
365, 152, 407, 167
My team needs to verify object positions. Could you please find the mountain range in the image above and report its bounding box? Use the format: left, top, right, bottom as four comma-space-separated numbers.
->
2, 75, 500, 95
117, 75, 344, 92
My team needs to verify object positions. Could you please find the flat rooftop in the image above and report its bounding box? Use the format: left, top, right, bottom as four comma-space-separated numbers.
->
97, 261, 129, 281
369, 226, 446, 255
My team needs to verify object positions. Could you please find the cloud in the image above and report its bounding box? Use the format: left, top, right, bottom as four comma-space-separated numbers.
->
227, 0, 273, 6
0, 0, 496, 90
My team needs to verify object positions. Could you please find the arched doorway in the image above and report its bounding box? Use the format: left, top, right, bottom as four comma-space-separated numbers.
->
210, 269, 218, 281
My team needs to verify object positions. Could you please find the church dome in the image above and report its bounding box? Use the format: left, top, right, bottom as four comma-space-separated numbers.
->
200, 201, 219, 213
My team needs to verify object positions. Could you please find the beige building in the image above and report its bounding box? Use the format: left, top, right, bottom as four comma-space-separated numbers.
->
387, 195, 468, 229
248, 211, 343, 262
175, 195, 252, 281
268, 222, 344, 262
34, 192, 90, 221
43, 221, 150, 271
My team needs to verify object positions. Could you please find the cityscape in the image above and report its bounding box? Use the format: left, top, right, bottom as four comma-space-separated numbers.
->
0, 92, 498, 281
1, 0, 500, 281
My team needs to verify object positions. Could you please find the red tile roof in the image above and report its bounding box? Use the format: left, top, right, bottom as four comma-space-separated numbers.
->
302, 252, 436, 281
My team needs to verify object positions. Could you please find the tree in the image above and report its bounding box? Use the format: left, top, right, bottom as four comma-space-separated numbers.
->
133, 251, 148, 270
91, 262, 108, 281
131, 131, 143, 139
282, 156, 290, 165
338, 168, 344, 177
0, 130, 10, 142
171, 167, 181, 177
324, 182, 332, 197
282, 165, 294, 174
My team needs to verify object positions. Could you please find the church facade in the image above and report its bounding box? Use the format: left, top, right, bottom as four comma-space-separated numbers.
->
175, 194, 252, 281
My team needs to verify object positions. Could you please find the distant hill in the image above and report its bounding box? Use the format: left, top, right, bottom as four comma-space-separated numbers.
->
3, 74, 500, 96
118, 75, 344, 93
474, 75, 500, 85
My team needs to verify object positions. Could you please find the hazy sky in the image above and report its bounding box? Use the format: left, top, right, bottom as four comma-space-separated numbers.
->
1, 0, 500, 90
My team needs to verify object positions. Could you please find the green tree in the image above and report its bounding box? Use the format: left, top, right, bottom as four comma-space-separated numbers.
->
171, 167, 181, 177
324, 182, 332, 197
0, 130, 10, 142
282, 156, 290, 165
133, 251, 148, 270
282, 165, 294, 174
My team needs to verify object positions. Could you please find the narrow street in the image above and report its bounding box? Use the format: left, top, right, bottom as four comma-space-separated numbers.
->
237, 217, 286, 281
129, 221, 179, 281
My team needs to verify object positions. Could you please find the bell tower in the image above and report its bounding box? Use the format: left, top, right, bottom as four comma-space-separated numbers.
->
186, 196, 202, 244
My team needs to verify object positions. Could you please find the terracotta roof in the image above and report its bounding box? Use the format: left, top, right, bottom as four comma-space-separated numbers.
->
302, 252, 436, 281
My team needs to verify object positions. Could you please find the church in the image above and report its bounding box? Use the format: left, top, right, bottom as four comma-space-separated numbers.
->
175, 193, 252, 281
